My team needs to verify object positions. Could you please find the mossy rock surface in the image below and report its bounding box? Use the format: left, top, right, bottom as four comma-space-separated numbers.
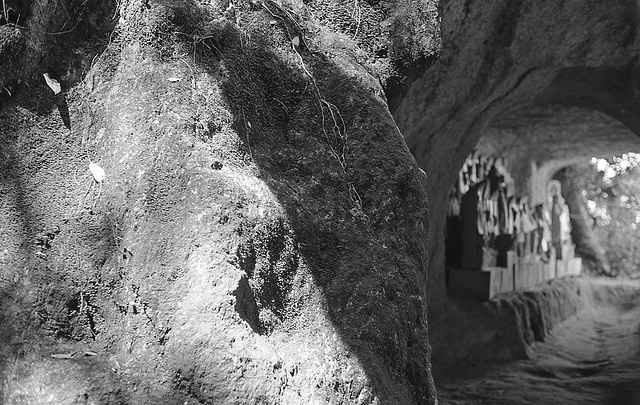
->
0, 0, 438, 403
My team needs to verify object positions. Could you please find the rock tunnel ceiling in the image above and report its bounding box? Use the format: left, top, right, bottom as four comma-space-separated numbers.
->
481, 65, 640, 166
482, 104, 640, 163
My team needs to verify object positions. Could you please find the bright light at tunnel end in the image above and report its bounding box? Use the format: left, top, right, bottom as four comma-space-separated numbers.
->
590, 153, 640, 181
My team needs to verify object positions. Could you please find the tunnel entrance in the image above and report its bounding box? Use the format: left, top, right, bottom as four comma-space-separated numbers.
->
418, 97, 640, 371
389, 0, 640, 402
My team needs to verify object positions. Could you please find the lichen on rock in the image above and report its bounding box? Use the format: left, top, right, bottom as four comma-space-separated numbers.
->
0, 0, 439, 403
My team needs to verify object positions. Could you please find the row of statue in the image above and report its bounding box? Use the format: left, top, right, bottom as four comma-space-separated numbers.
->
446, 152, 572, 270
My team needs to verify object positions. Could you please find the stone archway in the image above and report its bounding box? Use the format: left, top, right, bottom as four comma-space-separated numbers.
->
393, 0, 640, 365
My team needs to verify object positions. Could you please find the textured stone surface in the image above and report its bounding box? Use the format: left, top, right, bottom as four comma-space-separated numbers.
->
0, 0, 439, 403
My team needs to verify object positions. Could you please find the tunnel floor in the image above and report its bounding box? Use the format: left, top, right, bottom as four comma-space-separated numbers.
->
435, 282, 640, 405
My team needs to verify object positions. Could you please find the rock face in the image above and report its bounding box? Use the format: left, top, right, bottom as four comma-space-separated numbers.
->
0, 0, 439, 404
394, 0, 640, 364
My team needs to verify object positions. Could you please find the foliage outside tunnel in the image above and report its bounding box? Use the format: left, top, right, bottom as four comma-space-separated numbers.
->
565, 154, 640, 278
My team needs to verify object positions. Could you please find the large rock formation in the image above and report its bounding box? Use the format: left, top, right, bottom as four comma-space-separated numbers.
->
0, 0, 439, 403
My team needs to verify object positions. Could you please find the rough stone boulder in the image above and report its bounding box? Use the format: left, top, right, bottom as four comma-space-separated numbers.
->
0, 0, 439, 403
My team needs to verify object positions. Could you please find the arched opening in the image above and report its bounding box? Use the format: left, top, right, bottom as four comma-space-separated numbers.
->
393, 0, 640, 375
442, 102, 640, 297
429, 97, 640, 357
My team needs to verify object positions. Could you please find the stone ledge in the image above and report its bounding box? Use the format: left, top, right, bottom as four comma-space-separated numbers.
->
433, 277, 640, 367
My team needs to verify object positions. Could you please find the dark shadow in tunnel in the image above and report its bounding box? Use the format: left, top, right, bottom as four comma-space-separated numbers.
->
152, 2, 436, 402
602, 386, 640, 405
537, 66, 640, 136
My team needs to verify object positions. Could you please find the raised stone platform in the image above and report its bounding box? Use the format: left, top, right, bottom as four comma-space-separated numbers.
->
449, 251, 582, 301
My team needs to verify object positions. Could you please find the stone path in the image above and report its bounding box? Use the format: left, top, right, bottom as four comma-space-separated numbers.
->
435, 288, 640, 404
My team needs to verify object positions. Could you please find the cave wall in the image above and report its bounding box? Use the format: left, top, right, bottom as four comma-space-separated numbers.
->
394, 0, 640, 362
